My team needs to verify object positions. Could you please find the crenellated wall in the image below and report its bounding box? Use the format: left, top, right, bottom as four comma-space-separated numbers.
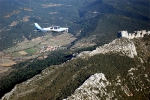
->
118, 30, 150, 39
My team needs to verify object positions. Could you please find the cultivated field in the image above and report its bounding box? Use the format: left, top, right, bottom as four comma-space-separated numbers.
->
0, 32, 76, 67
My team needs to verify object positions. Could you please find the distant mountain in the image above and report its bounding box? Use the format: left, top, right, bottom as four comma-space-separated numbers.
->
75, 0, 150, 47
1, 34, 150, 100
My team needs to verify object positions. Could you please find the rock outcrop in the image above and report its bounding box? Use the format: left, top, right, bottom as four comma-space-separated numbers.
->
77, 38, 137, 58
65, 64, 150, 100
64, 73, 110, 100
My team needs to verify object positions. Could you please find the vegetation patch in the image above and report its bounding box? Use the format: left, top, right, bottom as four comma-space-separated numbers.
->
25, 48, 36, 55
11, 52, 21, 57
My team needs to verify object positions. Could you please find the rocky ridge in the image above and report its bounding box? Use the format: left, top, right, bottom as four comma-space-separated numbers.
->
77, 38, 137, 58
65, 36, 150, 99
64, 73, 110, 100
64, 66, 150, 100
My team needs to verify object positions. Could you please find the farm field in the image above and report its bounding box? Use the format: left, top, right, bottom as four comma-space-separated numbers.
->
0, 32, 76, 67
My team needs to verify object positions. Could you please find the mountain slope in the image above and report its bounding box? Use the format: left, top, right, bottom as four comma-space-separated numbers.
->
73, 0, 150, 48
1, 35, 150, 100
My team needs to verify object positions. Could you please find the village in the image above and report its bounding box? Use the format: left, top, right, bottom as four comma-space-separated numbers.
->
39, 45, 61, 53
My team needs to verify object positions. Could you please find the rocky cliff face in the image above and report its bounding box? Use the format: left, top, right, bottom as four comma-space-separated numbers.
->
77, 38, 137, 58
64, 73, 110, 100
64, 66, 149, 100
1, 37, 150, 100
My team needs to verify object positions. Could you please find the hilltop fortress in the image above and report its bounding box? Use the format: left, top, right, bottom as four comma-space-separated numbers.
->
118, 30, 150, 39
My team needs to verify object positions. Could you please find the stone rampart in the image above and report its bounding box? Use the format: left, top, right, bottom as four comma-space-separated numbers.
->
118, 30, 150, 39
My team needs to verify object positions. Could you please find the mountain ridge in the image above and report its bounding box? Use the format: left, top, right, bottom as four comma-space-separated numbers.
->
1, 34, 150, 100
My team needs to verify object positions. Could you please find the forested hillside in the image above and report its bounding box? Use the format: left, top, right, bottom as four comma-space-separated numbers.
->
77, 0, 150, 46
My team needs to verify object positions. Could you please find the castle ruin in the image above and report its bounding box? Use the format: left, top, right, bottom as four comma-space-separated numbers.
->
118, 30, 150, 39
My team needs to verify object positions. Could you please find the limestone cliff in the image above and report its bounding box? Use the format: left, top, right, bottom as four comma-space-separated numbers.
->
64, 66, 150, 100
77, 38, 137, 58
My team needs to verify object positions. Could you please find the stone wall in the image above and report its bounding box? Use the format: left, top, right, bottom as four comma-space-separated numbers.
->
118, 30, 150, 39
